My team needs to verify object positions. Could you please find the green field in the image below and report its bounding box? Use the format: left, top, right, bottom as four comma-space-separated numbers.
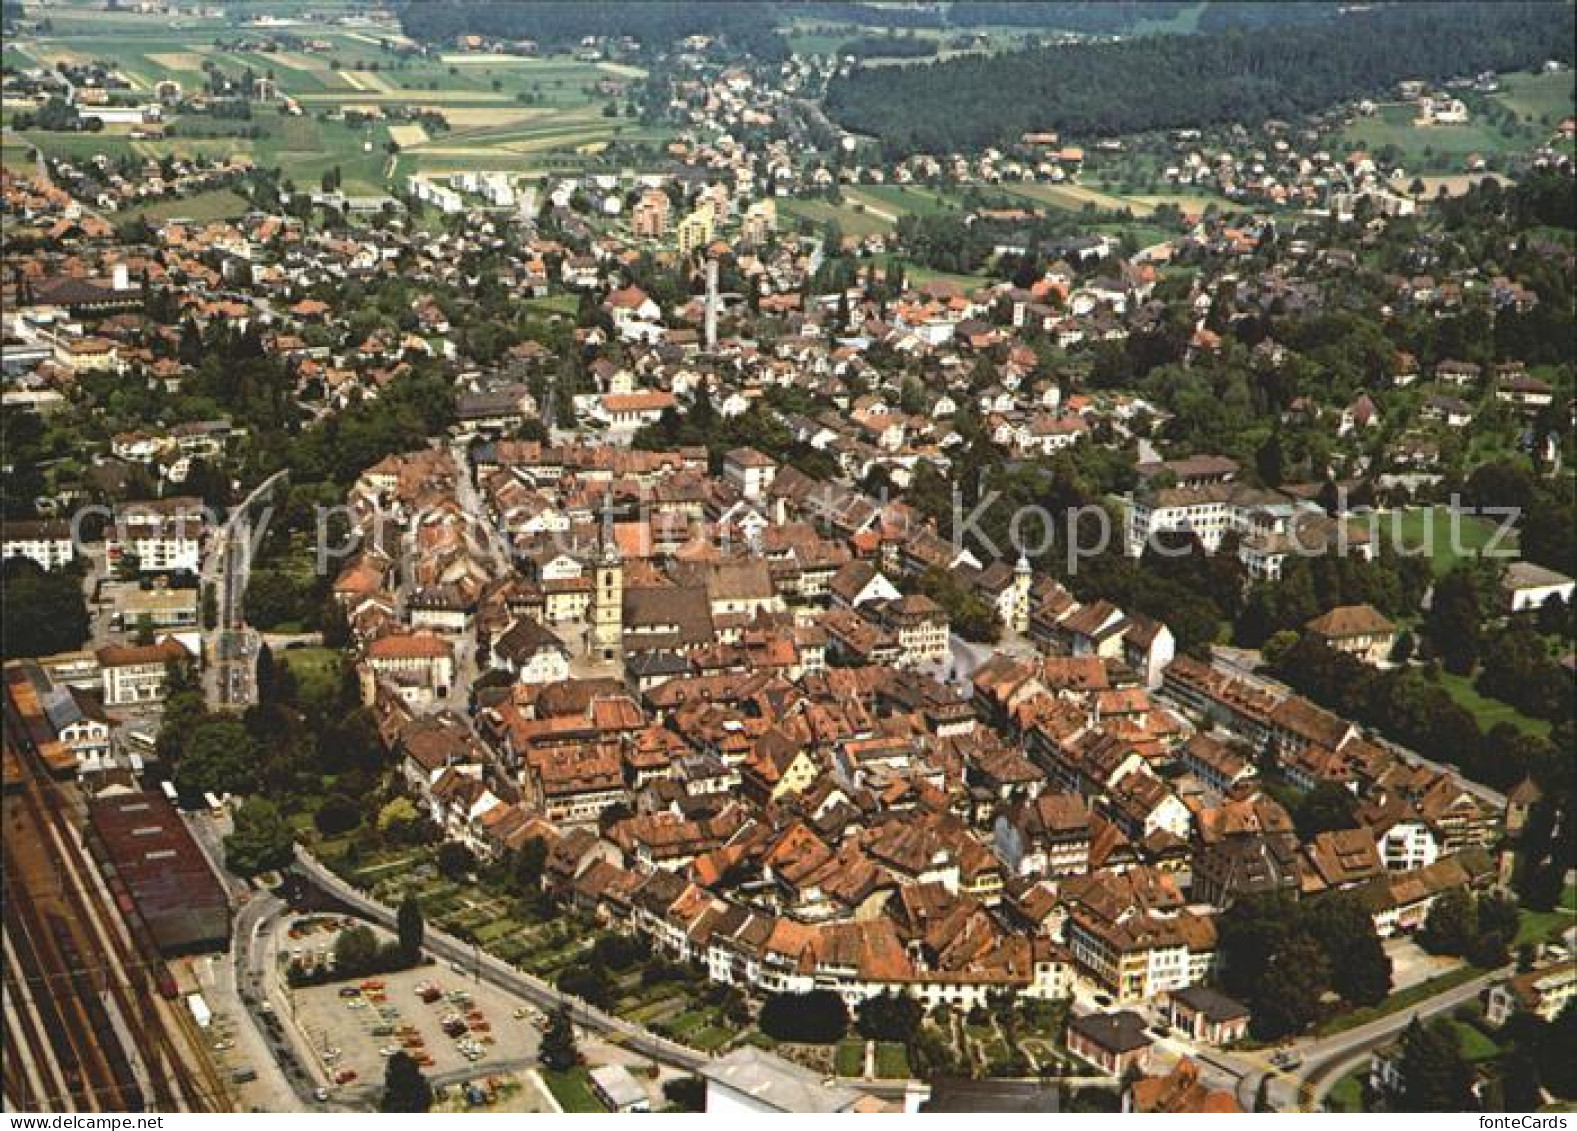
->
1437, 671, 1552, 739
540, 1068, 606, 1113
900, 261, 991, 290
1494, 71, 1577, 127
847, 183, 960, 218
129, 188, 253, 223
781, 183, 984, 240
1387, 505, 1520, 577
1338, 103, 1523, 171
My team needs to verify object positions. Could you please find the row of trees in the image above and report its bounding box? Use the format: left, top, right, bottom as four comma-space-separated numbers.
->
1417, 889, 1519, 969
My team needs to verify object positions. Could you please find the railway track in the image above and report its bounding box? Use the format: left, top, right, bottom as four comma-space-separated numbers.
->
3, 694, 232, 1112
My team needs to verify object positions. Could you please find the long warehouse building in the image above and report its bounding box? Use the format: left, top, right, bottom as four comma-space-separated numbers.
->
87, 792, 231, 954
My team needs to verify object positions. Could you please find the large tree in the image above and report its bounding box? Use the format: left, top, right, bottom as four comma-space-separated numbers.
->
539, 1005, 580, 1072
380, 1051, 433, 1113
1310, 894, 1392, 1007
223, 798, 294, 876
396, 894, 424, 963
0, 559, 89, 659
1397, 1018, 1475, 1111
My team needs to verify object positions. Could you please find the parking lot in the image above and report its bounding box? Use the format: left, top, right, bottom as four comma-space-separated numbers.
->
279, 918, 545, 1093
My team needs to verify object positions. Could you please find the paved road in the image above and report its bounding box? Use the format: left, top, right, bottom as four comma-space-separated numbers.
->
1193, 963, 1505, 1111
203, 470, 288, 710
1294, 966, 1505, 1110
179, 808, 343, 1111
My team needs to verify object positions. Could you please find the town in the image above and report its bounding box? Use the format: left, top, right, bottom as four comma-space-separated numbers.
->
1, 0, 1574, 1118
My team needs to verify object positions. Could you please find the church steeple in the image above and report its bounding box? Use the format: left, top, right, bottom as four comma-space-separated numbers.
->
590, 536, 623, 663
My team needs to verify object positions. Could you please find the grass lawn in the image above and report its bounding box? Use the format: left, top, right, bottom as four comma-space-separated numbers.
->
1387, 505, 1520, 577
540, 1067, 606, 1113
780, 195, 894, 238
280, 645, 338, 679
1315, 965, 1483, 1037
1515, 886, 1577, 947
874, 1042, 911, 1079
1495, 71, 1577, 127
1450, 1020, 1501, 1063
834, 1039, 865, 1077
1326, 1068, 1367, 1112
690, 1024, 735, 1052
523, 293, 579, 317
1437, 671, 1551, 739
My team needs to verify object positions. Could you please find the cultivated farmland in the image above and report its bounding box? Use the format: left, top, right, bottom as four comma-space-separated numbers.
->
4, 4, 670, 193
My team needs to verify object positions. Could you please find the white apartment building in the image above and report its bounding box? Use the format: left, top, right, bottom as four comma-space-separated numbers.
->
107, 499, 207, 575
97, 638, 191, 706
2, 519, 76, 571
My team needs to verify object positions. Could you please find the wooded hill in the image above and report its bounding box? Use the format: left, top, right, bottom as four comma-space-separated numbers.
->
824, 2, 1575, 156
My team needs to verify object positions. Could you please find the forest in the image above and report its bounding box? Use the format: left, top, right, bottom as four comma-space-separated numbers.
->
841, 34, 938, 60
824, 2, 1575, 156
395, 2, 789, 62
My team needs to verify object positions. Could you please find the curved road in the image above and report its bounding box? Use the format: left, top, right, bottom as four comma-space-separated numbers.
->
1295, 966, 1506, 1111
204, 469, 289, 710
1198, 963, 1507, 1111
